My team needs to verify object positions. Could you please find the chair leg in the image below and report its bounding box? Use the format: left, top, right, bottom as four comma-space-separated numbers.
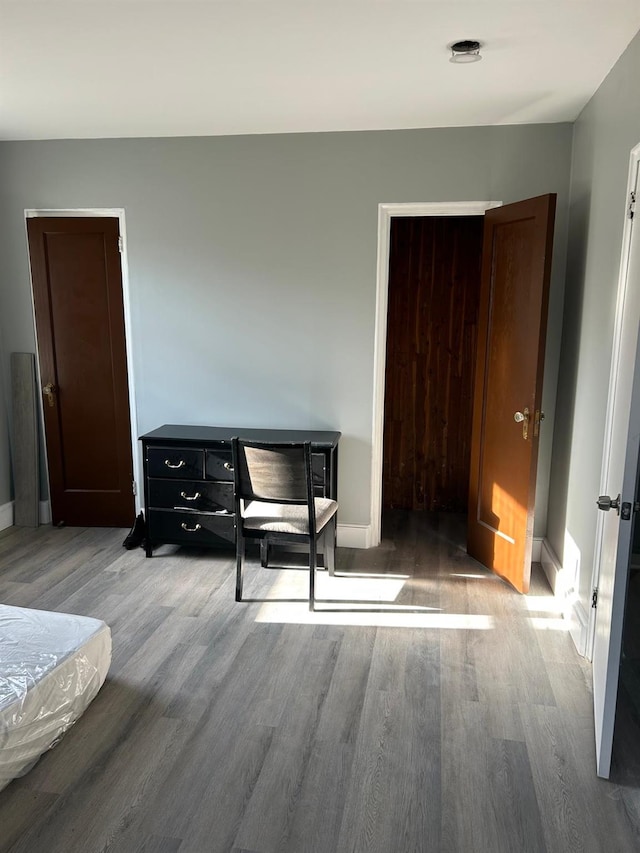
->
325, 515, 336, 576
260, 539, 269, 568
236, 531, 245, 601
309, 537, 317, 611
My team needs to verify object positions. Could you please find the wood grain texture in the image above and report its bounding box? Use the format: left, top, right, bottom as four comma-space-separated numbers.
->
0, 514, 638, 852
467, 195, 556, 593
383, 216, 483, 512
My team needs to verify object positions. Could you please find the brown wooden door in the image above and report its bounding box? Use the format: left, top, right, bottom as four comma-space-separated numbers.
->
26, 217, 135, 527
467, 195, 556, 593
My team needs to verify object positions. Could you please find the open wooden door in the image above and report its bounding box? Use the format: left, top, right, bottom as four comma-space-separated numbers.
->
27, 217, 135, 527
467, 194, 556, 593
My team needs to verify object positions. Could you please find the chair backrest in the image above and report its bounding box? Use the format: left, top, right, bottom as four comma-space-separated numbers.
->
231, 439, 313, 505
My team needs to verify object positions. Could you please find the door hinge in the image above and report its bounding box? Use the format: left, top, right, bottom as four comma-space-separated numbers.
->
118, 235, 124, 253
592, 587, 599, 608
132, 480, 137, 496
628, 191, 636, 220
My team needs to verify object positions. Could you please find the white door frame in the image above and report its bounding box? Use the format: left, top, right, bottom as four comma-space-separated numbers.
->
370, 200, 501, 546
23, 208, 141, 518
587, 144, 640, 661
587, 142, 640, 777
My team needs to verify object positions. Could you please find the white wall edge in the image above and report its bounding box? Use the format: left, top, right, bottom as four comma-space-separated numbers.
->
370, 200, 502, 547
0, 501, 14, 531
39, 499, 51, 525
337, 523, 371, 550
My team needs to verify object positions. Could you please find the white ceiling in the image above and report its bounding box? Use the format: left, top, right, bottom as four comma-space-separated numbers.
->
2, 1, 640, 141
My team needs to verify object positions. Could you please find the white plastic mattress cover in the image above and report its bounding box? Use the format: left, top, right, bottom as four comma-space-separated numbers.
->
0, 603, 111, 792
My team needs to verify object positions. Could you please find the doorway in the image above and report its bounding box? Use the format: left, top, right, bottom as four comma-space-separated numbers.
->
373, 195, 557, 595
370, 201, 500, 548
382, 215, 484, 514
26, 211, 139, 527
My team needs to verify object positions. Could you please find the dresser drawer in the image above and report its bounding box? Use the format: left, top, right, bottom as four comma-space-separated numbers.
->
148, 509, 235, 547
205, 448, 234, 481
148, 479, 234, 514
147, 447, 204, 480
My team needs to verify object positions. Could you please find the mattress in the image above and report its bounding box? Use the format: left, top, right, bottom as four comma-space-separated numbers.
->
0, 604, 111, 792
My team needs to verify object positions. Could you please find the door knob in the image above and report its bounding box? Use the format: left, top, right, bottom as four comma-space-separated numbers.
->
596, 494, 621, 514
42, 382, 56, 407
514, 408, 530, 439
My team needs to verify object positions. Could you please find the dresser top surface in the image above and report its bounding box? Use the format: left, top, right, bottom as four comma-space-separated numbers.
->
140, 424, 341, 448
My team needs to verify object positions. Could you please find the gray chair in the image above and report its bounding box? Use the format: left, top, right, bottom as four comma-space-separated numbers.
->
231, 438, 338, 611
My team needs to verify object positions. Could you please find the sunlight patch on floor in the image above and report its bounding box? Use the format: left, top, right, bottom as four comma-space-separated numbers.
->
527, 616, 570, 632
523, 595, 566, 614
450, 572, 491, 580
340, 571, 410, 580
254, 569, 495, 629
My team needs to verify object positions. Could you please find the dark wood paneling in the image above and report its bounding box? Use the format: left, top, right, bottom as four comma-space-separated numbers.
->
383, 216, 483, 511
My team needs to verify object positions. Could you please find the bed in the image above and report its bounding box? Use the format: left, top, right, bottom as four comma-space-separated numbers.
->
0, 604, 111, 792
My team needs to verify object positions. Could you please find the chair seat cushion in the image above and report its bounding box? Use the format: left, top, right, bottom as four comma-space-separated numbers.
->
243, 498, 338, 535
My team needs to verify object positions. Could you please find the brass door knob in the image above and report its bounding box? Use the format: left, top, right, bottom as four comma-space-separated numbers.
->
514, 408, 530, 439
42, 383, 56, 407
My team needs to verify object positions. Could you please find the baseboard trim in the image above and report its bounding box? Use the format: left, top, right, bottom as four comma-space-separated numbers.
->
539, 537, 587, 656
0, 500, 50, 529
337, 523, 371, 549
0, 501, 14, 531
39, 500, 51, 525
532, 537, 543, 562
568, 599, 589, 658
540, 538, 565, 596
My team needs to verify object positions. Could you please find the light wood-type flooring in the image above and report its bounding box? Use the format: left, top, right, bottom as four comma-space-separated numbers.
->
0, 511, 639, 853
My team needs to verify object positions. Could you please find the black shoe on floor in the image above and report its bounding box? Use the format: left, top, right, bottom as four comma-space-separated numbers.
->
123, 512, 146, 549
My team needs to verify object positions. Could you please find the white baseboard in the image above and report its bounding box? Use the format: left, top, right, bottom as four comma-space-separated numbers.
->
337, 523, 371, 549
539, 537, 587, 656
568, 599, 589, 657
540, 539, 566, 596
39, 500, 51, 525
532, 537, 542, 562
0, 500, 49, 529
0, 501, 14, 531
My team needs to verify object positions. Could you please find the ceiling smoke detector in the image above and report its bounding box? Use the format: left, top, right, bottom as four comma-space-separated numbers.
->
449, 40, 483, 64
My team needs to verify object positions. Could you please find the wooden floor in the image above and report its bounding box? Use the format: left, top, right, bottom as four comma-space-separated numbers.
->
0, 512, 639, 852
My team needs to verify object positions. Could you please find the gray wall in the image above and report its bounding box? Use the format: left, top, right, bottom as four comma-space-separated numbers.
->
0, 124, 572, 534
548, 29, 640, 610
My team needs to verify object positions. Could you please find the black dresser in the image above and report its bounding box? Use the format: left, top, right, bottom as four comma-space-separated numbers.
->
140, 424, 340, 557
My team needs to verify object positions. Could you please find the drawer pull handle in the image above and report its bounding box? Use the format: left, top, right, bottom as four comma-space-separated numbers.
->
165, 459, 186, 469
180, 491, 201, 501
181, 522, 202, 532
223, 462, 234, 471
